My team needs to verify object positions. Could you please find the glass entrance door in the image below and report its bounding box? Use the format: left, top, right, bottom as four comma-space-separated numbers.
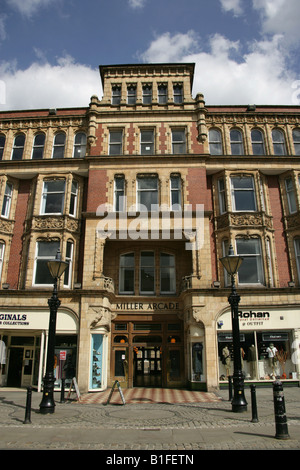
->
133, 346, 162, 387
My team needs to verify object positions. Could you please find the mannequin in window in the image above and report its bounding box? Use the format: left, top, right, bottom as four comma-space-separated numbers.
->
266, 343, 278, 378
222, 345, 231, 377
248, 344, 257, 379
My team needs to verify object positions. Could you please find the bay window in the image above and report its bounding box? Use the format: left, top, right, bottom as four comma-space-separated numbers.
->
231, 175, 256, 211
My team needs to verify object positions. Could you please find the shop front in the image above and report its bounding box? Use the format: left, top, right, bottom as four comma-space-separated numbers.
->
217, 306, 300, 384
110, 302, 185, 388
0, 308, 78, 391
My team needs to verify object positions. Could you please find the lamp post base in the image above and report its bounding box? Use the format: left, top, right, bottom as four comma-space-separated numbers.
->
232, 373, 247, 413
39, 377, 56, 414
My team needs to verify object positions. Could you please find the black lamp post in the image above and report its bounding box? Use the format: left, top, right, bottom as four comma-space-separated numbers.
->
39, 249, 68, 414
220, 244, 247, 412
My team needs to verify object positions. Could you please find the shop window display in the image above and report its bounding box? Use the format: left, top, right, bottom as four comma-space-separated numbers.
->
54, 335, 77, 390
90, 334, 104, 389
218, 331, 296, 381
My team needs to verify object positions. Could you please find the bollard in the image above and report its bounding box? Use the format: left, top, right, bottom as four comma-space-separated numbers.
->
250, 384, 259, 422
273, 380, 290, 439
23, 386, 32, 424
60, 378, 65, 403
228, 375, 233, 401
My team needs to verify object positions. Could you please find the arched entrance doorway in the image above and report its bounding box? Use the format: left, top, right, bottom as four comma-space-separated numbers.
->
111, 314, 184, 388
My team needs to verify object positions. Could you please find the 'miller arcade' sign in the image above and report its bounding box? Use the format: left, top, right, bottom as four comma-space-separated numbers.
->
115, 302, 180, 311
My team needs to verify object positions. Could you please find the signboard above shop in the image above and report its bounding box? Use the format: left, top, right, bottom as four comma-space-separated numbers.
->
217, 307, 300, 331
0, 310, 78, 332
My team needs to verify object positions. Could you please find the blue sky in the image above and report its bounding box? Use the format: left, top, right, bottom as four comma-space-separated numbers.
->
0, 0, 300, 109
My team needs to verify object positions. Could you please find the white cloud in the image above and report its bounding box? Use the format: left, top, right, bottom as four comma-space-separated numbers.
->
220, 0, 243, 16
0, 55, 100, 110
140, 31, 200, 63
128, 0, 147, 9
140, 31, 296, 105
6, 0, 57, 17
252, 0, 300, 45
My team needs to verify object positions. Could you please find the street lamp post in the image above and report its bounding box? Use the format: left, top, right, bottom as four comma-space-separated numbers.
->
220, 244, 247, 412
39, 249, 68, 415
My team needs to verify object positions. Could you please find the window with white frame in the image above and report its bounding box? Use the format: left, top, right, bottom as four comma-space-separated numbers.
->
73, 132, 87, 158
172, 129, 186, 154
63, 240, 74, 288
160, 253, 175, 294
0, 242, 4, 281
41, 179, 65, 215
0, 134, 5, 160
231, 175, 256, 211
141, 130, 154, 155
32, 133, 45, 160
140, 251, 155, 294
119, 252, 135, 294
173, 84, 183, 104
209, 129, 222, 155
218, 178, 226, 214
11, 134, 25, 161
109, 130, 123, 155
272, 129, 286, 156
222, 239, 231, 286
251, 129, 265, 155
34, 240, 60, 285
112, 85, 121, 105
285, 177, 297, 213
230, 129, 244, 155
137, 175, 158, 211
158, 84, 167, 104
142, 84, 152, 104
127, 85, 136, 105
294, 238, 300, 284
52, 133, 66, 159
69, 180, 78, 217
1, 182, 13, 218
293, 128, 300, 155
170, 175, 181, 210
114, 175, 125, 212
236, 238, 264, 285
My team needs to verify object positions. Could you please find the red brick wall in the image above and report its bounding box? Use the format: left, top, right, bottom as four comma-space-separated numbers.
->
6, 180, 31, 289
90, 124, 104, 156
187, 167, 210, 208
267, 175, 291, 287
86, 169, 108, 212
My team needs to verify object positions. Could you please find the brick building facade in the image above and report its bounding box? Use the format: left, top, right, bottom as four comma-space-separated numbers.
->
0, 63, 300, 393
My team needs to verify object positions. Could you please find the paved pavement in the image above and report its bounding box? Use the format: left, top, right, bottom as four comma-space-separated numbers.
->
0, 384, 300, 453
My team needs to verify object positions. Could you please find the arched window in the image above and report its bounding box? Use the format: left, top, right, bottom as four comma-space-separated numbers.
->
272, 129, 286, 155
251, 129, 265, 155
32, 133, 45, 160
292, 128, 300, 155
0, 134, 6, 160
52, 132, 66, 159
11, 134, 25, 160
73, 132, 87, 158
119, 252, 135, 294
230, 129, 244, 155
209, 128, 223, 155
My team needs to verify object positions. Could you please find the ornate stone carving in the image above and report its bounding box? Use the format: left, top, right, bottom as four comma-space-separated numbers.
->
0, 218, 14, 234
89, 306, 117, 331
